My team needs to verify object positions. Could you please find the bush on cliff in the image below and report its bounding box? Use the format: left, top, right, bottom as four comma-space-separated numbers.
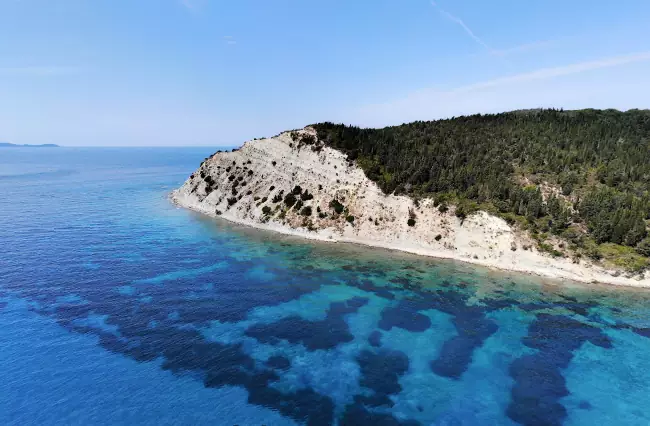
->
329, 199, 345, 214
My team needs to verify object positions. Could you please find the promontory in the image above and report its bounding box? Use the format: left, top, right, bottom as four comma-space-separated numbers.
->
172, 109, 650, 288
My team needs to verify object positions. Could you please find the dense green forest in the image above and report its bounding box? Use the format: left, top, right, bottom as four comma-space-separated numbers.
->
311, 109, 650, 271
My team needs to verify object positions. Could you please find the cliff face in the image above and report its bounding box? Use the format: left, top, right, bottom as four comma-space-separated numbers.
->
171, 128, 650, 288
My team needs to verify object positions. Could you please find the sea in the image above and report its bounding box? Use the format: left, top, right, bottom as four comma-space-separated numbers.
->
1, 147, 650, 426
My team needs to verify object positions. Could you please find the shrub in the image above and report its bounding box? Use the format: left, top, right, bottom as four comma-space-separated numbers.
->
294, 200, 303, 211
318, 212, 327, 219
292, 185, 302, 195
301, 190, 313, 201
228, 174, 236, 181
272, 161, 277, 166
438, 203, 449, 214
636, 238, 650, 257
284, 193, 297, 207
435, 234, 442, 241
215, 209, 222, 215
346, 215, 355, 223
407, 218, 416, 227
300, 134, 316, 145
318, 184, 323, 190
261, 197, 267, 203
269, 185, 275, 191
300, 206, 312, 216
329, 199, 345, 214
248, 170, 253, 176
227, 197, 238, 206
246, 190, 252, 195
272, 194, 283, 203
262, 206, 272, 215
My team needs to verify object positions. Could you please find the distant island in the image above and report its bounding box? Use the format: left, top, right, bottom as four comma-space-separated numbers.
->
0, 142, 59, 148
171, 108, 650, 288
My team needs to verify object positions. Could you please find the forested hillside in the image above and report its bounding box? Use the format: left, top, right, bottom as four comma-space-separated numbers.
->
312, 109, 650, 271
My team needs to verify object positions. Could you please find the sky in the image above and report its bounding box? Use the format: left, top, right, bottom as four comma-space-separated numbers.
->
1, 0, 650, 146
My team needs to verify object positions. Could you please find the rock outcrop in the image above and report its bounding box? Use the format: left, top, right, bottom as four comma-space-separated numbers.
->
171, 128, 650, 288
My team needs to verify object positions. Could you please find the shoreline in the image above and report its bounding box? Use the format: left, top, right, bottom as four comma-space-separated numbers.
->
170, 131, 650, 290
171, 193, 650, 290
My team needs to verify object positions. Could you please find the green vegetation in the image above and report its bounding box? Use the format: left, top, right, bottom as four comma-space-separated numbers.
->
300, 206, 312, 216
283, 193, 297, 207
312, 109, 650, 271
329, 199, 345, 214
599, 243, 649, 272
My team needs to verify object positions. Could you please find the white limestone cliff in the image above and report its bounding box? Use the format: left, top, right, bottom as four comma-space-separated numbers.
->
171, 128, 650, 288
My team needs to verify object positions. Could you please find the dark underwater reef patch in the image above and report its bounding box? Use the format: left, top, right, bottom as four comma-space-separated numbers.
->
368, 330, 382, 347
340, 403, 420, 426
355, 349, 410, 407
265, 355, 291, 370
376, 288, 509, 380
244, 297, 368, 351
425, 291, 503, 379
379, 301, 431, 332
353, 279, 396, 300
430, 313, 498, 379
507, 314, 612, 426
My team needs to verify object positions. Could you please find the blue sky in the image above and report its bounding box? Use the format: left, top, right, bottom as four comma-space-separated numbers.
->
1, 0, 649, 146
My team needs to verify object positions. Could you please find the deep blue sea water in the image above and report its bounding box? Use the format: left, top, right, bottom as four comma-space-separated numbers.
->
2, 147, 650, 426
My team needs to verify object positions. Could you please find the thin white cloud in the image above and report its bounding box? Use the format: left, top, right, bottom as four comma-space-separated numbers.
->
488, 40, 555, 57
431, 1, 492, 53
355, 51, 650, 126
0, 66, 83, 76
452, 51, 650, 93
223, 35, 236, 45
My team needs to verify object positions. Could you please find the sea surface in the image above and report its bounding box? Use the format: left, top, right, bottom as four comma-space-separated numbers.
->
1, 147, 650, 426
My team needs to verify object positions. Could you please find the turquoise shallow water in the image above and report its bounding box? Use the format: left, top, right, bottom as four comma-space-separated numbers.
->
1, 147, 650, 426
